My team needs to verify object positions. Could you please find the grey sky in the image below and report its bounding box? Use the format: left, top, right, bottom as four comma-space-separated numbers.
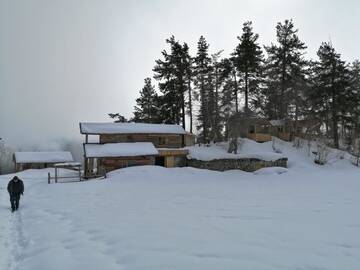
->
1, 0, 359, 149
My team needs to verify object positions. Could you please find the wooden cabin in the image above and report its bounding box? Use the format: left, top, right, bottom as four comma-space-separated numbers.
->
270, 120, 292, 141
14, 151, 74, 171
80, 122, 195, 177
247, 118, 272, 142
228, 112, 322, 143
270, 119, 321, 141
227, 113, 272, 142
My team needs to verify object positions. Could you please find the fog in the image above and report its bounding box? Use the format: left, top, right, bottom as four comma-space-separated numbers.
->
1, 0, 359, 164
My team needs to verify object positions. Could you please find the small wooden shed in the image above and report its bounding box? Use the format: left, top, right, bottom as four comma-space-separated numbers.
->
14, 151, 74, 171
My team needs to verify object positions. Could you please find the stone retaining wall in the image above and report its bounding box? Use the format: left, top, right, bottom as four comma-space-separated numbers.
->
187, 158, 288, 172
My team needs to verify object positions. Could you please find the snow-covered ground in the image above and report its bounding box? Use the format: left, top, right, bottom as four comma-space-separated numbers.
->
1, 139, 360, 270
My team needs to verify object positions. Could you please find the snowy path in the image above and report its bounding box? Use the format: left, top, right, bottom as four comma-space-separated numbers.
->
0, 181, 12, 270
1, 144, 360, 270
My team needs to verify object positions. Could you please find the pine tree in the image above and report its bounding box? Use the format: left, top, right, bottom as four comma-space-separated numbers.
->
219, 58, 236, 140
109, 113, 128, 123
349, 61, 360, 141
183, 43, 194, 133
232, 21, 263, 113
264, 19, 307, 119
194, 36, 213, 143
309, 42, 350, 148
153, 36, 190, 128
133, 78, 160, 123
211, 51, 225, 141
153, 46, 178, 124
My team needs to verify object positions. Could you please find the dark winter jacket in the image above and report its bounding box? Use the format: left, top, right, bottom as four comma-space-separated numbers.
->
7, 178, 24, 196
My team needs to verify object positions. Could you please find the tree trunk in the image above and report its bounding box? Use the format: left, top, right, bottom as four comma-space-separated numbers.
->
294, 86, 299, 141
214, 66, 220, 141
233, 70, 239, 113
201, 77, 207, 143
245, 68, 249, 112
332, 113, 339, 148
331, 69, 339, 149
187, 79, 193, 133
181, 92, 186, 130
280, 43, 288, 119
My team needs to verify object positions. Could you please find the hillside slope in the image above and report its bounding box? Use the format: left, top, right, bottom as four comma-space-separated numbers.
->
1, 141, 360, 270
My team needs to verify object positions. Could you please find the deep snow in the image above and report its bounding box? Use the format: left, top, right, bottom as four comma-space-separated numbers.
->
1, 139, 360, 270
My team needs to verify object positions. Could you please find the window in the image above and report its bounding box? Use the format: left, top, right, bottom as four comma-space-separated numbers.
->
158, 137, 167, 145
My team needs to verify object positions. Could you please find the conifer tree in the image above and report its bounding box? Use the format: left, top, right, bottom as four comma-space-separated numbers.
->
216, 57, 237, 140
109, 113, 127, 123
232, 21, 263, 113
183, 43, 194, 133
309, 42, 350, 148
264, 19, 307, 119
349, 61, 360, 140
194, 36, 213, 142
211, 50, 225, 141
133, 78, 160, 123
153, 36, 190, 128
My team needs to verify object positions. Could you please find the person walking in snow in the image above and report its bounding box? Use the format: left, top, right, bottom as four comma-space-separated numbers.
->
7, 176, 24, 212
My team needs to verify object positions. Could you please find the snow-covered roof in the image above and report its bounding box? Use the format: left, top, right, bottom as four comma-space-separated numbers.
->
80, 122, 186, 135
14, 151, 74, 164
54, 162, 82, 167
84, 143, 159, 158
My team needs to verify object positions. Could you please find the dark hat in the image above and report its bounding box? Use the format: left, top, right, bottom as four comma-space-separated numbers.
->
13, 176, 19, 181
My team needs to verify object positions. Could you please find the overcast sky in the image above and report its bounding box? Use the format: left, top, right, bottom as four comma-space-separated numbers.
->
1, 0, 359, 149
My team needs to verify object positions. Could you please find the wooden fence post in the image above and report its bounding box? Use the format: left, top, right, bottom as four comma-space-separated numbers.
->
55, 168, 58, 183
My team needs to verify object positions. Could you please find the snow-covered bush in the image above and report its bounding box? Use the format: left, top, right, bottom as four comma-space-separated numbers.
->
237, 138, 245, 151
292, 137, 304, 149
307, 139, 313, 156
314, 141, 329, 165
227, 138, 245, 154
272, 137, 282, 154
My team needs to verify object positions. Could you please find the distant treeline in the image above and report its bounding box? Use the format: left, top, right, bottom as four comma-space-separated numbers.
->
114, 19, 360, 149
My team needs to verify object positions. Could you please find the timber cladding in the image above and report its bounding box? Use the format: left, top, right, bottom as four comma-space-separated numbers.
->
99, 156, 155, 172
100, 133, 183, 148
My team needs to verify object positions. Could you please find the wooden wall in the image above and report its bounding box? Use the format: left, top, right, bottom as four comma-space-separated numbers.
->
185, 134, 196, 146
99, 156, 155, 172
15, 163, 52, 172
247, 133, 272, 142
100, 133, 183, 148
